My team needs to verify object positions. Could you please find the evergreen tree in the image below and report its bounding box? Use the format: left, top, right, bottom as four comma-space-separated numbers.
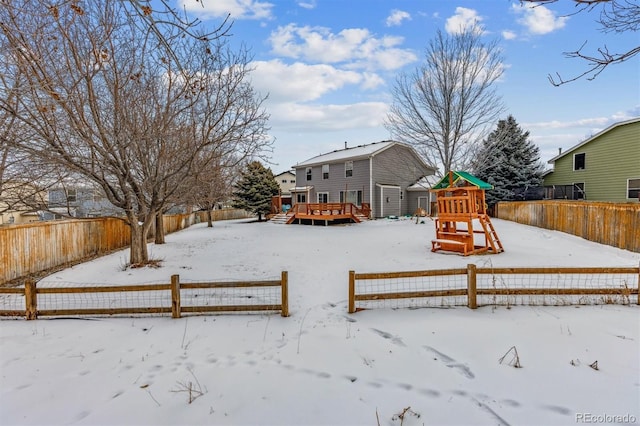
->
233, 161, 280, 221
472, 115, 543, 207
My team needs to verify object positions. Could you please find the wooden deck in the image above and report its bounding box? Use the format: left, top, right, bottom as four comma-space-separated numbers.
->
286, 203, 369, 225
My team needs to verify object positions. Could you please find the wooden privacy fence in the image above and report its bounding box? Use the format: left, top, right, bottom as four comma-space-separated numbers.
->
348, 264, 640, 313
0, 272, 289, 319
0, 209, 251, 285
495, 200, 640, 252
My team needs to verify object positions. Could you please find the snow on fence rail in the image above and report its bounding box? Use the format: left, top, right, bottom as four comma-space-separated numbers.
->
0, 272, 289, 319
348, 264, 640, 312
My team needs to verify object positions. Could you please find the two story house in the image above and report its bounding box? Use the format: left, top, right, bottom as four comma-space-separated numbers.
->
42, 184, 123, 220
543, 117, 640, 202
292, 141, 436, 218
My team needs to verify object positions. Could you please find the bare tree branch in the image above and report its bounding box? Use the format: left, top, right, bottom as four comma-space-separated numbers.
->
521, 0, 639, 85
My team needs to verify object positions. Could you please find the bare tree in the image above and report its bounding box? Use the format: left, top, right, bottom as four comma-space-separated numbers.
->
0, 1, 270, 265
521, 0, 639, 85
385, 29, 504, 175
188, 155, 240, 228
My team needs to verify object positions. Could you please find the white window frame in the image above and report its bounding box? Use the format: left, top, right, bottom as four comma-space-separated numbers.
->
627, 177, 640, 200
573, 152, 586, 171
66, 188, 77, 203
317, 192, 329, 203
339, 190, 362, 205
322, 164, 329, 180
345, 161, 353, 178
305, 167, 312, 181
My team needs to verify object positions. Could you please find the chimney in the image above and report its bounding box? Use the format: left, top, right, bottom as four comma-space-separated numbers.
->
558, 147, 562, 155
344, 141, 347, 149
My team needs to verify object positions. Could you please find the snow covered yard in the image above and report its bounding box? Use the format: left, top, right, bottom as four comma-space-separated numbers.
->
1, 217, 639, 425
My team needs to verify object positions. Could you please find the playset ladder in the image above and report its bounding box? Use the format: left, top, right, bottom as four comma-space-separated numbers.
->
479, 215, 503, 253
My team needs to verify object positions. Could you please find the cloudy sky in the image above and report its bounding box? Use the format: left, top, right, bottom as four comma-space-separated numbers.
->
176, 0, 639, 174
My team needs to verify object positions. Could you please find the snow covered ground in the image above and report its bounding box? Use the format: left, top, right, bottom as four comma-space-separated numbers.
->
1, 217, 639, 425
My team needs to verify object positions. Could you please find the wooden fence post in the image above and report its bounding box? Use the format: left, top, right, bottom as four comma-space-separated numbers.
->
171, 274, 181, 318
281, 271, 289, 317
348, 270, 356, 313
637, 262, 640, 306
467, 264, 477, 309
24, 279, 37, 320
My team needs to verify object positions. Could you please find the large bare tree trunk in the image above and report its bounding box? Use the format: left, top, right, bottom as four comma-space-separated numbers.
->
155, 212, 165, 244
207, 209, 214, 228
128, 217, 148, 266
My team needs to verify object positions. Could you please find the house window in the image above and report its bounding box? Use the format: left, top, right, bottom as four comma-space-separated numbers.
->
296, 193, 306, 203
573, 182, 585, 200
322, 164, 329, 180
317, 192, 328, 203
628, 178, 640, 199
281, 179, 287, 183
345, 161, 353, 177
291, 179, 295, 184
306, 167, 312, 181
340, 190, 362, 205
574, 153, 586, 170
66, 189, 77, 203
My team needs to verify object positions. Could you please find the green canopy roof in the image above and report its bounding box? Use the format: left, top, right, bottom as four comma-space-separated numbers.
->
432, 171, 493, 190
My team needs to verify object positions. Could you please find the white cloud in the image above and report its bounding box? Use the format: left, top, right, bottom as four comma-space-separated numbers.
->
250, 60, 383, 103
512, 4, 568, 35
298, 1, 316, 9
502, 30, 517, 40
268, 24, 417, 71
177, 0, 273, 20
445, 7, 485, 35
386, 10, 411, 27
268, 102, 389, 131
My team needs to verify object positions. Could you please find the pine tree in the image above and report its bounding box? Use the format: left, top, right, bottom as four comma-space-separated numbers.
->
233, 161, 280, 221
472, 115, 543, 207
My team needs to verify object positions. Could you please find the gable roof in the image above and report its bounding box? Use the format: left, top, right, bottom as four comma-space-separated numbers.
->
293, 141, 434, 172
432, 171, 493, 190
547, 117, 640, 164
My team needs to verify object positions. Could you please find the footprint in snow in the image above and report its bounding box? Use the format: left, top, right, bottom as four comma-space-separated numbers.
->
424, 345, 475, 379
370, 328, 406, 346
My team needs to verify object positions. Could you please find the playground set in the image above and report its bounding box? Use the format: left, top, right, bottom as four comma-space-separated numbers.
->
430, 171, 503, 256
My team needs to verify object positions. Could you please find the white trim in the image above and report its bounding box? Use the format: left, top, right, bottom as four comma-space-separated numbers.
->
317, 192, 329, 203
376, 184, 401, 217
572, 182, 585, 200
627, 177, 640, 200
573, 152, 586, 171
548, 117, 640, 164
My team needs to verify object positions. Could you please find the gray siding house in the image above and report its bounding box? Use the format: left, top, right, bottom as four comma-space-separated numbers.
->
292, 141, 436, 218
42, 185, 123, 220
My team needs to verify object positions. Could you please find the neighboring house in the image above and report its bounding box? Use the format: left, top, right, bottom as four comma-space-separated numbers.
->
274, 170, 296, 196
0, 182, 47, 225
292, 141, 436, 218
42, 185, 123, 220
543, 117, 640, 203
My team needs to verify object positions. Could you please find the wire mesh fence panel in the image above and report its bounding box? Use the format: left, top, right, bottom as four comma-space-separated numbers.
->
476, 272, 638, 307
0, 291, 25, 315
36, 289, 172, 312
180, 279, 282, 311
354, 272, 468, 310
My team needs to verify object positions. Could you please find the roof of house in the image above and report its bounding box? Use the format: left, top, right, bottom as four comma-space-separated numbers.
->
547, 117, 640, 164
293, 141, 434, 172
432, 171, 493, 190
274, 170, 295, 178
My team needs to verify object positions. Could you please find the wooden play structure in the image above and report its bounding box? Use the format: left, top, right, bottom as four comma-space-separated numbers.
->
430, 171, 503, 256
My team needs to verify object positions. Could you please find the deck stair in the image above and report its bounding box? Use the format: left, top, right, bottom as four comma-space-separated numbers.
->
269, 213, 291, 224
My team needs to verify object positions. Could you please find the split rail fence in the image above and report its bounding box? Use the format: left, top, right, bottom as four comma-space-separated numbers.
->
348, 264, 640, 312
0, 272, 289, 320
